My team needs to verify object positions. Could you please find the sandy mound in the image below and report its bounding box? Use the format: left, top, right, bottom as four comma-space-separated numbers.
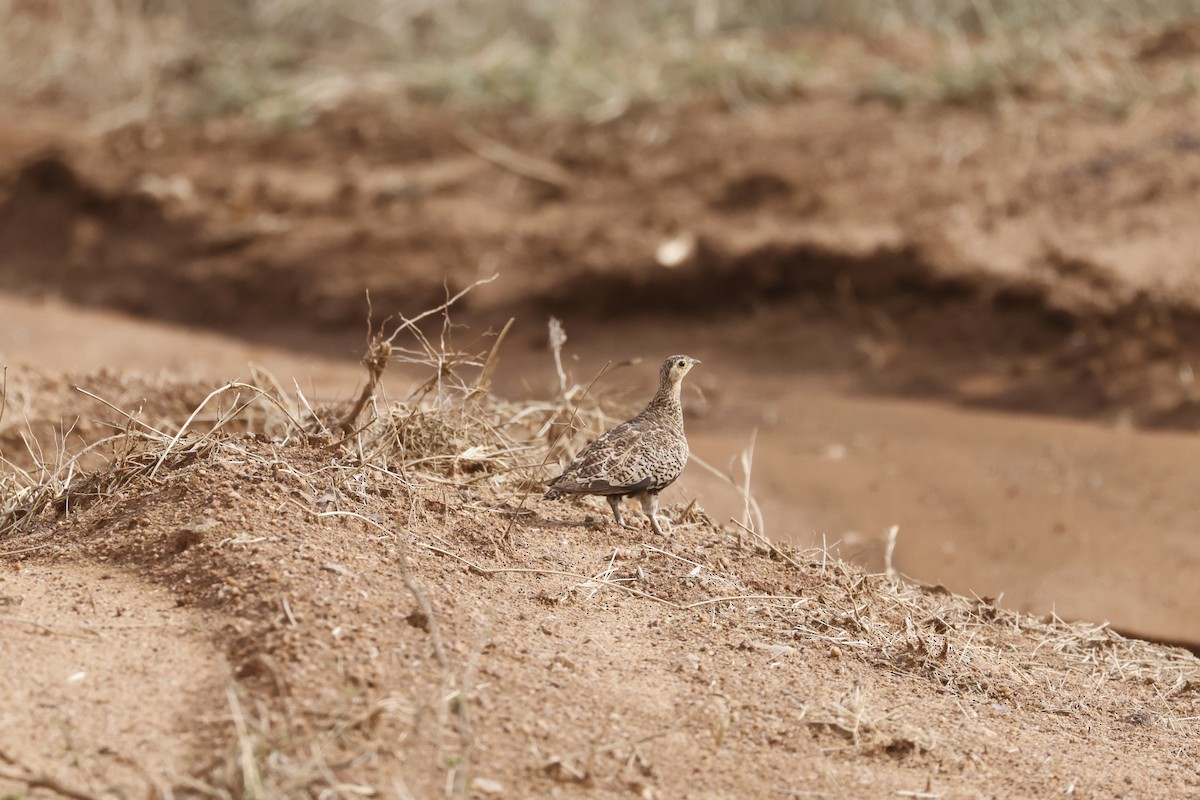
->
2, 359, 1197, 798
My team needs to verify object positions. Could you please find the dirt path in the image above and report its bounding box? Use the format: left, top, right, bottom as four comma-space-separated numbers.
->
684, 381, 1200, 647
0, 293, 367, 394
0, 561, 229, 797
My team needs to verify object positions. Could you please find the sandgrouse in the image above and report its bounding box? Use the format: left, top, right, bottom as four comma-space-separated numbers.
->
544, 355, 700, 536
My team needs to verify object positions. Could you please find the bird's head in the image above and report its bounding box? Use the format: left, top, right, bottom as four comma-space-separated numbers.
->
661, 354, 701, 385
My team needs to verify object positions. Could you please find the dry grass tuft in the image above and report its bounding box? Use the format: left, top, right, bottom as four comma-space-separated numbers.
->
0, 376, 302, 542
806, 682, 935, 754
0, 287, 626, 550
780, 545, 1200, 709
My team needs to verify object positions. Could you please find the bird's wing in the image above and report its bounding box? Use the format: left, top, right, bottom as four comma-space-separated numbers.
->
549, 423, 658, 495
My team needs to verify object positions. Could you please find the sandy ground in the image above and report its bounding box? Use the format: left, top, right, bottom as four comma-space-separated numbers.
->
0, 562, 228, 798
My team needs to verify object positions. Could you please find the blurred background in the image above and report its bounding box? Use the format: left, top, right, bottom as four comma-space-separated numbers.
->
3, 0, 1200, 647
3, 1, 1199, 116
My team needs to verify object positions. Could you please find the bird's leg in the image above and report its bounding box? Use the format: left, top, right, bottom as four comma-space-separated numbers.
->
607, 495, 635, 530
640, 492, 668, 537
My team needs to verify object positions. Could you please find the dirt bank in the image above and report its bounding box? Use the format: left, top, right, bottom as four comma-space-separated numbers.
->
5, 92, 1200, 428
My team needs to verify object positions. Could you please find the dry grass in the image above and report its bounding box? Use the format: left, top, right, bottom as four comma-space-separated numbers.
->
805, 682, 936, 755
0, 287, 627, 556
4, 1, 1200, 125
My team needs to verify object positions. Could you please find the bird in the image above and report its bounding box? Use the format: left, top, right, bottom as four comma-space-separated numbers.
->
544, 355, 700, 536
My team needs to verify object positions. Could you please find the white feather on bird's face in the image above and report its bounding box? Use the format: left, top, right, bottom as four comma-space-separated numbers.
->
661, 355, 700, 386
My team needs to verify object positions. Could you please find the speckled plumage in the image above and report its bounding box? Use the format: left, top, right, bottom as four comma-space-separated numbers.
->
544, 355, 700, 536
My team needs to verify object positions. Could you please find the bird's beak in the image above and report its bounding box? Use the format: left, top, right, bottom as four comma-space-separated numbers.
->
691, 358, 701, 365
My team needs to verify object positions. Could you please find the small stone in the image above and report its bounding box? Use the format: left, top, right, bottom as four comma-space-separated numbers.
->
472, 777, 504, 795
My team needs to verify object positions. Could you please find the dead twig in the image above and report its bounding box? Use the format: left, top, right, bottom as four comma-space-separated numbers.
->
548, 316, 569, 397
338, 335, 392, 436
0, 749, 101, 800
455, 126, 574, 190
382, 274, 499, 348
474, 317, 515, 393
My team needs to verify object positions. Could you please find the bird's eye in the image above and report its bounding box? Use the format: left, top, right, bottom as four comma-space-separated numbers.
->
677, 360, 686, 367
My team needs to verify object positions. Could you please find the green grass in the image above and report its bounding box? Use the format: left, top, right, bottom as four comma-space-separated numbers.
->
2, 0, 1200, 124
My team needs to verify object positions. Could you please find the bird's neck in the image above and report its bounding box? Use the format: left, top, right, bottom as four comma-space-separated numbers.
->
646, 380, 684, 424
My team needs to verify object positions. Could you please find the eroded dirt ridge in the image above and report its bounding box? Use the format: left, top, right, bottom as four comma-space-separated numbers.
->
5, 122, 1200, 427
